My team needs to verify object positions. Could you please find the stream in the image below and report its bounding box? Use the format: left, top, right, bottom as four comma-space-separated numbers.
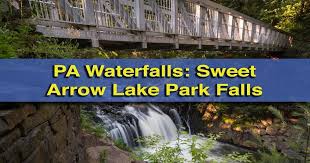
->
94, 104, 250, 161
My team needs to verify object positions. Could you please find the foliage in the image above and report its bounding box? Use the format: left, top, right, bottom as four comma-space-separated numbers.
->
267, 106, 285, 123
213, 0, 310, 50
0, 21, 116, 59
136, 135, 185, 163
113, 139, 132, 152
0, 23, 80, 58
223, 152, 253, 163
99, 149, 107, 163
189, 134, 219, 163
80, 109, 108, 138
135, 133, 252, 163
257, 146, 290, 163
291, 103, 310, 162
143, 143, 184, 163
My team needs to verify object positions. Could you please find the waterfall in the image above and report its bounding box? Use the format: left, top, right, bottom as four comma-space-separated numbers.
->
169, 108, 183, 130
94, 104, 250, 161
96, 104, 180, 147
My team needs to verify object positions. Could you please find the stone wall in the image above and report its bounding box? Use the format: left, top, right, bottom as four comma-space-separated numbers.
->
0, 104, 85, 163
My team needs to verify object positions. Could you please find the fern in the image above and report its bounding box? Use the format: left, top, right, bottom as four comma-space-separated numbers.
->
268, 106, 285, 123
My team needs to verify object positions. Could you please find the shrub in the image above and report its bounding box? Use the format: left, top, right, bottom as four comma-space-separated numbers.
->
257, 147, 290, 163
114, 139, 132, 152
80, 110, 107, 138
99, 149, 107, 163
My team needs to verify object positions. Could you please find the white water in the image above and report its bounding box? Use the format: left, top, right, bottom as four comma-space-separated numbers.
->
125, 104, 178, 141
95, 104, 248, 161
96, 104, 179, 147
142, 134, 249, 162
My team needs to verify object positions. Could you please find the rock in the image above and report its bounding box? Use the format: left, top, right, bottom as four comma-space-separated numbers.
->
282, 149, 304, 161
242, 140, 260, 149
19, 122, 50, 160
202, 112, 212, 121
266, 118, 273, 125
0, 128, 21, 153
277, 142, 289, 151
251, 128, 261, 135
273, 118, 281, 123
266, 126, 278, 136
86, 146, 105, 163
48, 109, 63, 125
0, 104, 36, 130
23, 140, 50, 163
220, 123, 231, 129
0, 140, 22, 163
50, 115, 67, 133
21, 105, 57, 134
260, 129, 266, 135
261, 120, 269, 127
232, 126, 242, 132
206, 104, 218, 113
0, 118, 9, 135
86, 145, 132, 163
254, 123, 266, 129
279, 127, 287, 134
81, 132, 111, 148
288, 118, 299, 124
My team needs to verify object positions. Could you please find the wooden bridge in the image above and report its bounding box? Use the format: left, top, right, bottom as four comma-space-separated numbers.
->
26, 0, 291, 50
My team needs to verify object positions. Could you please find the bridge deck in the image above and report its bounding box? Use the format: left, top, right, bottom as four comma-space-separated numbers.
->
28, 0, 290, 50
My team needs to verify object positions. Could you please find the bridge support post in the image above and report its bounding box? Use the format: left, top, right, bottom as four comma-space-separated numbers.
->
174, 36, 179, 49
135, 0, 146, 49
198, 39, 202, 49
91, 39, 99, 48
142, 42, 147, 49
215, 43, 219, 50
229, 43, 232, 50
141, 33, 147, 49
175, 43, 179, 49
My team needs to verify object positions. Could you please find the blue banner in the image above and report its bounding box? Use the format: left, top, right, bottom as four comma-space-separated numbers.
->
0, 59, 309, 102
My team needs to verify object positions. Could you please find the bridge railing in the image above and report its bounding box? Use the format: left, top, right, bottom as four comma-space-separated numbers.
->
28, 0, 290, 49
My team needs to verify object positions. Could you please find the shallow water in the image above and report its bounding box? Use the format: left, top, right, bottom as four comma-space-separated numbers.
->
140, 134, 251, 162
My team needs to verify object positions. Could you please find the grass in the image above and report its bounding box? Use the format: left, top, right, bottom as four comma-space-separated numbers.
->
99, 149, 107, 163
113, 139, 132, 152
80, 109, 107, 138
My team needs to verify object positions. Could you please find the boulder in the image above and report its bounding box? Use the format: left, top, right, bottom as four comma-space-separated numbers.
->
86, 145, 132, 163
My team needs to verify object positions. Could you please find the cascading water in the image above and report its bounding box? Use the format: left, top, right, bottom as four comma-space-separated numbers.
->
94, 103, 251, 161
96, 104, 179, 147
